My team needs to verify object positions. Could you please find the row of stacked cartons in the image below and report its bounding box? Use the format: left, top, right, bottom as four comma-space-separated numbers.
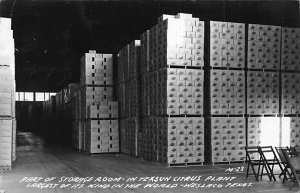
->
71, 89, 82, 150
211, 117, 246, 163
142, 68, 204, 116
118, 41, 141, 156
79, 51, 119, 154
281, 27, 300, 115
247, 71, 279, 114
210, 70, 245, 115
138, 13, 205, 165
290, 118, 300, 147
209, 21, 246, 163
158, 117, 205, 164
120, 14, 300, 165
0, 17, 16, 169
282, 73, 300, 114
210, 21, 245, 68
247, 24, 281, 69
281, 27, 300, 151
281, 28, 300, 71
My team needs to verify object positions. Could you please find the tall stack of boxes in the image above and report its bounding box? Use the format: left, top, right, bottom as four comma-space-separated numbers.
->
33, 13, 300, 165
138, 13, 205, 165
247, 117, 262, 147
281, 27, 300, 147
247, 24, 281, 69
209, 21, 246, 163
281, 27, 300, 71
118, 40, 141, 156
247, 71, 279, 114
290, 118, 300, 147
246, 24, 281, 151
0, 17, 16, 168
72, 87, 82, 150
281, 73, 300, 114
211, 117, 246, 163
80, 51, 119, 153
210, 70, 245, 115
210, 21, 245, 68
281, 27, 300, 115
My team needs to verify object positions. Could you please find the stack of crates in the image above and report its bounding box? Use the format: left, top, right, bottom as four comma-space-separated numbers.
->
289, 118, 300, 147
157, 117, 205, 164
211, 117, 246, 163
246, 24, 282, 150
210, 70, 245, 115
281, 27, 300, 71
247, 24, 281, 69
281, 27, 300, 115
210, 21, 245, 68
247, 117, 263, 147
139, 13, 205, 165
281, 27, 300, 148
0, 17, 16, 169
72, 87, 82, 150
281, 72, 300, 114
209, 21, 246, 164
118, 40, 141, 156
247, 71, 279, 114
80, 51, 119, 153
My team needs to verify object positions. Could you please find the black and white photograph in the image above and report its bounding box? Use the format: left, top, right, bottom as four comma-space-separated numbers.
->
0, 0, 299, 192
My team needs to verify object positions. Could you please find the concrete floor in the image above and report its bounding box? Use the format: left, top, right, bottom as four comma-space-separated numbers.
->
0, 132, 299, 193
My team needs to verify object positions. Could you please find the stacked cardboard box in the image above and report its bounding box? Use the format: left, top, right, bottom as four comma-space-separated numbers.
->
118, 40, 141, 156
140, 117, 205, 164
281, 27, 300, 70
120, 118, 140, 156
142, 14, 205, 117
141, 117, 157, 161
80, 51, 119, 154
142, 68, 204, 117
80, 52, 113, 86
158, 117, 205, 164
247, 117, 263, 147
290, 118, 300, 147
71, 90, 82, 150
0, 17, 15, 169
211, 117, 246, 163
0, 18, 15, 168
247, 71, 279, 114
138, 13, 205, 165
209, 21, 246, 164
281, 27, 300, 150
248, 24, 281, 69
210, 70, 245, 115
210, 21, 245, 68
281, 73, 300, 114
141, 30, 150, 75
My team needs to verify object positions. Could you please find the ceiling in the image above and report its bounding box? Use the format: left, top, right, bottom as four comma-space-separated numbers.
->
0, 0, 299, 92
